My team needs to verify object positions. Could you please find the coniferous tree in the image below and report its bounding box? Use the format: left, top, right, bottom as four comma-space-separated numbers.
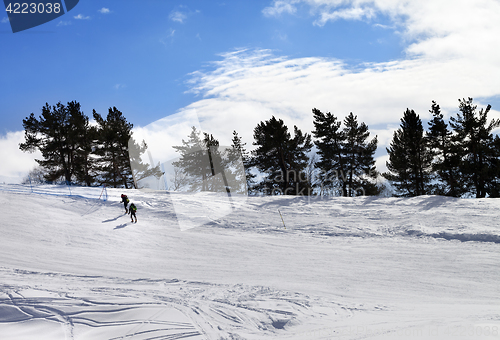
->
173, 129, 239, 193
203, 132, 232, 192
172, 127, 206, 191
204, 132, 219, 180
69, 101, 99, 186
172, 127, 221, 192
384, 109, 433, 197
449, 98, 500, 198
21, 166, 48, 185
487, 135, 500, 197
252, 116, 312, 195
230, 130, 256, 193
342, 112, 379, 196
93, 107, 134, 188
426, 101, 463, 196
128, 138, 164, 189
20, 101, 87, 184
312, 108, 346, 195
172, 126, 203, 191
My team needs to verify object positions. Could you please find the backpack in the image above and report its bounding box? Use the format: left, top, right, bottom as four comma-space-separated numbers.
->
130, 204, 137, 212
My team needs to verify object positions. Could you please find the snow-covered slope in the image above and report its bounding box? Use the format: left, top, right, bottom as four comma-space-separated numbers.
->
1, 184, 499, 339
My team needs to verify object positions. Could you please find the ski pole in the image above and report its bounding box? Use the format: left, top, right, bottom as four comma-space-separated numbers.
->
278, 209, 286, 229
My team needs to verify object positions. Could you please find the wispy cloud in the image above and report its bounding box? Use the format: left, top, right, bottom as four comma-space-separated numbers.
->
262, 0, 298, 17
1, 17, 9, 23
114, 83, 126, 90
74, 14, 91, 20
98, 8, 110, 14
169, 10, 188, 23
373, 23, 395, 30
314, 6, 376, 26
57, 21, 72, 26
159, 28, 176, 46
136, 40, 499, 174
185, 49, 499, 133
273, 31, 288, 41
263, 0, 500, 62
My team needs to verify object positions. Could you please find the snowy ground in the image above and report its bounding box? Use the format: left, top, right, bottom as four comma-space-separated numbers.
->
1, 184, 499, 339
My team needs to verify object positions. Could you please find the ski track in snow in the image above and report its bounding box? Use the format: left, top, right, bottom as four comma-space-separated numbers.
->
1, 184, 500, 339
0, 267, 350, 340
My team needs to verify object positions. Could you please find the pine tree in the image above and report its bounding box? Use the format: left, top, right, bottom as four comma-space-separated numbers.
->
487, 135, 500, 197
20, 101, 89, 184
312, 108, 346, 195
172, 127, 217, 192
69, 101, 99, 186
128, 138, 164, 189
384, 109, 433, 197
21, 166, 48, 185
449, 98, 500, 198
426, 101, 462, 196
252, 116, 312, 195
342, 112, 378, 196
203, 132, 231, 192
230, 130, 256, 193
93, 107, 135, 188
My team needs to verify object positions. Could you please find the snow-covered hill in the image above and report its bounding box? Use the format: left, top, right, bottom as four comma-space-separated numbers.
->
1, 184, 499, 339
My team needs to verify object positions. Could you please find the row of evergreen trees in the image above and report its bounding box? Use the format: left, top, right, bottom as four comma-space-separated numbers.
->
385, 98, 500, 198
172, 97, 500, 198
22, 97, 499, 198
20, 101, 161, 188
169, 128, 249, 193
172, 109, 379, 196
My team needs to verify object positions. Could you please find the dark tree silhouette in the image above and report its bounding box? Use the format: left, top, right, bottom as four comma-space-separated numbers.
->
93, 107, 135, 188
426, 101, 463, 196
252, 116, 312, 195
449, 98, 500, 198
20, 101, 90, 184
312, 108, 346, 195
384, 109, 433, 197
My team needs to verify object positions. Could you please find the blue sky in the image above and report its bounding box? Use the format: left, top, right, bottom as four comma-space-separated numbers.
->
2, 0, 500, 182
1, 0, 402, 133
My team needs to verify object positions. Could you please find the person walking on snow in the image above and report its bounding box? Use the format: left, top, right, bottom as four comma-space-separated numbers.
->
121, 194, 129, 214
129, 203, 137, 223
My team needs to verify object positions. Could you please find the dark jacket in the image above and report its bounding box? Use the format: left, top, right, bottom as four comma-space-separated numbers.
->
129, 204, 137, 214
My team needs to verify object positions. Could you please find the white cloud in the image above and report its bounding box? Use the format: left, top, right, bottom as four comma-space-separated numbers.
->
133, 109, 204, 163
57, 21, 71, 26
159, 28, 176, 46
1, 17, 9, 23
273, 31, 288, 41
0, 131, 41, 184
187, 49, 499, 125
169, 10, 188, 23
98, 8, 110, 14
114, 84, 126, 90
133, 38, 500, 171
74, 14, 91, 20
314, 6, 376, 26
263, 0, 500, 62
262, 0, 299, 17
373, 23, 394, 30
